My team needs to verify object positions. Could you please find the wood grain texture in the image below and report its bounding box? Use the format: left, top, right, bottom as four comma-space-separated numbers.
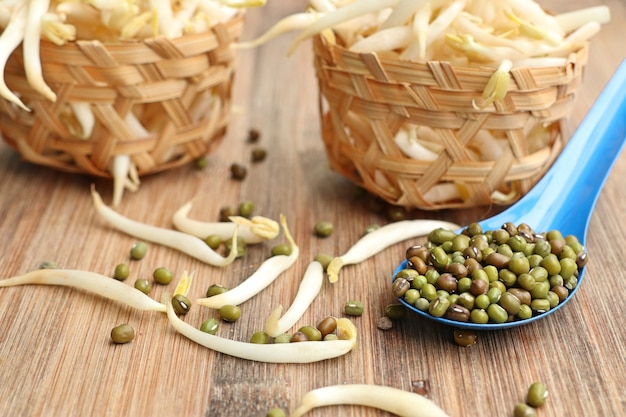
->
0, 1, 624, 416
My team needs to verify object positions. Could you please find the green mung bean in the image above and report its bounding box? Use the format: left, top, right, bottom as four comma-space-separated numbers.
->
487, 303, 508, 323
385, 303, 406, 320
130, 242, 147, 260
499, 292, 521, 315
114, 263, 130, 281
514, 403, 537, 417
298, 326, 322, 341
172, 294, 191, 315
238, 201, 255, 218
470, 308, 489, 324
344, 300, 364, 316
274, 333, 292, 343
530, 298, 551, 313
219, 304, 241, 322
204, 234, 222, 250
200, 318, 219, 335
250, 331, 270, 344
206, 284, 228, 297
111, 324, 135, 344
134, 279, 151, 295
404, 289, 420, 305
526, 382, 548, 407
314, 221, 334, 238
540, 254, 561, 276
271, 244, 292, 257
414, 297, 430, 311
428, 297, 450, 317
153, 267, 173, 285
421, 283, 437, 301
314, 254, 333, 271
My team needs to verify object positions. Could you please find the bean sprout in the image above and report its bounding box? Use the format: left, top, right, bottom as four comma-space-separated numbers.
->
172, 200, 279, 243
264, 261, 324, 337
0, 269, 166, 312
290, 384, 451, 417
166, 301, 357, 363
0, 0, 28, 111
287, 0, 403, 54
394, 126, 439, 161
233, 12, 317, 49
327, 219, 460, 283
196, 214, 298, 308
23, 0, 56, 102
91, 187, 238, 267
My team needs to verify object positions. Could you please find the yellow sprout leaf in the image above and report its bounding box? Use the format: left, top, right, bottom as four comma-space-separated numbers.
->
174, 271, 194, 297
473, 59, 512, 109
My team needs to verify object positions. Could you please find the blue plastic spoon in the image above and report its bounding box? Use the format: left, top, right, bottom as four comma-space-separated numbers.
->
393, 60, 626, 330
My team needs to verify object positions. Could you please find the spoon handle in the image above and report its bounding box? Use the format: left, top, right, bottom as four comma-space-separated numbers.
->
482, 60, 626, 239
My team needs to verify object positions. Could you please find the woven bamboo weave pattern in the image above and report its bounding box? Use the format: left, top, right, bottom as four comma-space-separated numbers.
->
313, 34, 588, 210
0, 12, 245, 178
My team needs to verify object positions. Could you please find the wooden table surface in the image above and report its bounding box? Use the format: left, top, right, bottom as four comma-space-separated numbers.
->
0, 1, 624, 416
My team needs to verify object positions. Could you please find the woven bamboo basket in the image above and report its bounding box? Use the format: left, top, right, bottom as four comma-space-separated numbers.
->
313, 33, 589, 210
0, 12, 244, 180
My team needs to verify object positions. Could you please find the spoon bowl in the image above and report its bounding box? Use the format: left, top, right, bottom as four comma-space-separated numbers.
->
394, 60, 626, 330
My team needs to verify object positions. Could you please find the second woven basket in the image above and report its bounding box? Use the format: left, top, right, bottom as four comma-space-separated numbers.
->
313, 33, 588, 210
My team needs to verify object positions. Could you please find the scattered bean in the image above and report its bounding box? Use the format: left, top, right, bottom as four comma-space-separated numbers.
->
344, 300, 364, 316
153, 267, 173, 285
453, 329, 477, 347
250, 331, 270, 344
271, 244, 292, 257
204, 235, 222, 250
274, 333, 292, 343
200, 318, 219, 335
251, 147, 267, 162
206, 284, 229, 297
317, 317, 337, 338
314, 221, 334, 238
247, 128, 261, 143
514, 403, 537, 417
313, 254, 333, 271
230, 163, 247, 180
238, 201, 255, 218
172, 294, 191, 315
194, 156, 208, 169
113, 263, 130, 281
219, 304, 242, 322
130, 242, 147, 260
526, 382, 548, 407
384, 303, 406, 320
111, 324, 135, 344
298, 326, 322, 341
134, 278, 151, 295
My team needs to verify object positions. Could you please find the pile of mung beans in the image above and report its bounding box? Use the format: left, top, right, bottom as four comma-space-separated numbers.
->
392, 222, 587, 324
248, 317, 342, 344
